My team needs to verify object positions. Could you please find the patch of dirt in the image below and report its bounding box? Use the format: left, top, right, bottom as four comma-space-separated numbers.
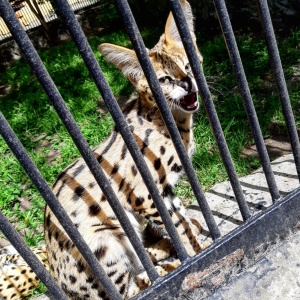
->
34, 134, 61, 165
241, 134, 293, 160
19, 196, 31, 211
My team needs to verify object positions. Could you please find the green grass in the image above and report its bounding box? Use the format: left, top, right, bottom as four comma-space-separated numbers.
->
0, 27, 299, 246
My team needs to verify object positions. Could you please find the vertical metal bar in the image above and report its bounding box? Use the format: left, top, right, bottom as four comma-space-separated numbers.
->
0, 0, 159, 284
167, 0, 252, 220
212, 0, 281, 202
113, 0, 222, 237
256, 0, 300, 181
53, 0, 190, 262
0, 112, 122, 300
0, 209, 68, 300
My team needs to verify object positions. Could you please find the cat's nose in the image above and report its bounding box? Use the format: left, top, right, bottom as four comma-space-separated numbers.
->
178, 77, 192, 93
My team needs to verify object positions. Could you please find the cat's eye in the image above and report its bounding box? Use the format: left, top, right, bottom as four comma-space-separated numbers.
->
185, 63, 191, 72
159, 76, 171, 84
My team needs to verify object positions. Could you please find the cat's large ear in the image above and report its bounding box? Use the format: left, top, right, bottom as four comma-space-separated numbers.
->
99, 43, 143, 84
165, 0, 195, 46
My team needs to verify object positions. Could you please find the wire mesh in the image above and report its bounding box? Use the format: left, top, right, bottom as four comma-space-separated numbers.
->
0, 0, 100, 41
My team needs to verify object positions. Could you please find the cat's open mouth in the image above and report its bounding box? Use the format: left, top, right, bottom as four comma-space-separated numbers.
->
179, 92, 199, 112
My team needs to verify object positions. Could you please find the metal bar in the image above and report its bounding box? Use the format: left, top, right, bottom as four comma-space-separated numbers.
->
168, 0, 252, 221
113, 0, 222, 238
212, 0, 281, 202
256, 0, 300, 181
0, 112, 122, 300
0, 0, 159, 282
54, 0, 191, 262
0, 209, 67, 300
134, 185, 300, 299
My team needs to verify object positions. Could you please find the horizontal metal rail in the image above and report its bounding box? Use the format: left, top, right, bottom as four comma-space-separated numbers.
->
134, 184, 300, 299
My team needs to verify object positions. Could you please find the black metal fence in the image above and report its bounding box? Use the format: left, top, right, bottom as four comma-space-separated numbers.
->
0, 0, 100, 41
0, 0, 299, 299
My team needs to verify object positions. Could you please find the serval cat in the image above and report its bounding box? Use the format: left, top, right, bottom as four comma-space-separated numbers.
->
0, 0, 204, 299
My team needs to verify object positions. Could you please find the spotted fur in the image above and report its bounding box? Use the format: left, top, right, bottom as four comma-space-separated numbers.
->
0, 246, 48, 299
0, 1, 203, 299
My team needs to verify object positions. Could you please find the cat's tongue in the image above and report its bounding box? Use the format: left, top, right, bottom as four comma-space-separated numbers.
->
180, 93, 198, 111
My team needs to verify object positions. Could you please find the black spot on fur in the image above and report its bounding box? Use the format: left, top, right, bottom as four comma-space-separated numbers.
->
98, 291, 107, 298
115, 273, 126, 285
167, 155, 174, 166
154, 158, 161, 170
107, 270, 117, 277
151, 211, 160, 217
135, 197, 144, 206
69, 275, 77, 284
111, 163, 119, 175
160, 146, 166, 155
58, 241, 64, 250
138, 116, 144, 125
121, 144, 127, 159
171, 163, 183, 173
73, 164, 85, 177
46, 213, 51, 227
73, 186, 85, 201
94, 246, 107, 260
141, 129, 153, 154
177, 126, 190, 133
174, 220, 181, 227
162, 184, 174, 198
71, 210, 77, 217
119, 178, 125, 191
89, 204, 101, 216
131, 165, 138, 176
123, 98, 136, 116
159, 175, 166, 184
97, 154, 103, 163
89, 182, 96, 189
77, 260, 85, 273
120, 283, 126, 295
153, 220, 164, 225
107, 260, 117, 267
52, 251, 57, 261
91, 283, 99, 289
